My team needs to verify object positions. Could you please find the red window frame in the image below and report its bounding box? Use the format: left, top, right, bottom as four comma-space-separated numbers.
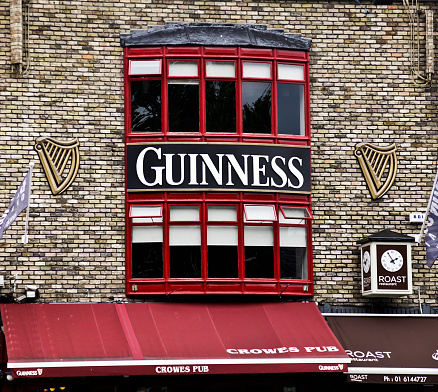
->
124, 45, 312, 296
124, 46, 310, 146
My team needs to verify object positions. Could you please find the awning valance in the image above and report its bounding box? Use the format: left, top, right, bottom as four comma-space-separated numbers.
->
1, 302, 349, 378
326, 315, 438, 384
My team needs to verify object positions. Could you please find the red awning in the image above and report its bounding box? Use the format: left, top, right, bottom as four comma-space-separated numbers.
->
326, 315, 438, 384
0, 302, 349, 378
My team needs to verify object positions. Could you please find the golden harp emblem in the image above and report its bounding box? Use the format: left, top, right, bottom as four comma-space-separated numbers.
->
35, 137, 80, 195
354, 142, 397, 199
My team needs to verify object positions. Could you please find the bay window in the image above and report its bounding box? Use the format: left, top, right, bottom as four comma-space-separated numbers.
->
123, 24, 312, 296
127, 199, 312, 295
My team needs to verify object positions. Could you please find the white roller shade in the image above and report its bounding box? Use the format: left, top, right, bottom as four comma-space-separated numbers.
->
129, 60, 161, 75
244, 226, 273, 246
280, 226, 306, 247
170, 206, 200, 221
207, 226, 238, 245
169, 226, 201, 245
132, 226, 163, 243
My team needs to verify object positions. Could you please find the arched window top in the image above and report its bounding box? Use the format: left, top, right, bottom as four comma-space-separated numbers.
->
120, 23, 311, 51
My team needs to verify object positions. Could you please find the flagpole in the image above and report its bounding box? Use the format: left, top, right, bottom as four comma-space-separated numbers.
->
22, 162, 34, 244
415, 166, 438, 243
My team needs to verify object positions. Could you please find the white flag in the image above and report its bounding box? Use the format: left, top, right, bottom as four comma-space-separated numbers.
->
0, 164, 34, 240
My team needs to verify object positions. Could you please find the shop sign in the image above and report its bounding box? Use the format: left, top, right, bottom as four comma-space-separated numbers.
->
127, 143, 311, 193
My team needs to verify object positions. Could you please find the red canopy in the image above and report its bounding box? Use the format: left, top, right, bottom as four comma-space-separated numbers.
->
0, 302, 349, 378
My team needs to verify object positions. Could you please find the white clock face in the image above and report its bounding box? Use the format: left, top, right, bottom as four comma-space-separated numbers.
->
362, 250, 371, 274
381, 249, 404, 272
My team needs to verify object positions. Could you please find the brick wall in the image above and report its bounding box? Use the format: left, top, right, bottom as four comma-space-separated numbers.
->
0, 0, 437, 306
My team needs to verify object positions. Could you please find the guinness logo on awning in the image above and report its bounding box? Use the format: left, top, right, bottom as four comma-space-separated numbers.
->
35, 137, 80, 195
354, 142, 397, 199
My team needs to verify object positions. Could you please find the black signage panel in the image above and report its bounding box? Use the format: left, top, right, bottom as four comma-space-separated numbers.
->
127, 143, 311, 193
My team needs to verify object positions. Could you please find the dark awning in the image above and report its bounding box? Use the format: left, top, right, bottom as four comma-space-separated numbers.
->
326, 315, 438, 384
0, 302, 349, 378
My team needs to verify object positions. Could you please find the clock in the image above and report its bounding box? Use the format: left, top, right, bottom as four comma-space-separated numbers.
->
381, 249, 404, 272
362, 250, 371, 273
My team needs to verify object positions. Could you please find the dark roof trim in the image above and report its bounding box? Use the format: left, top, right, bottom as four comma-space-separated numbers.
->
120, 23, 312, 51
357, 229, 416, 244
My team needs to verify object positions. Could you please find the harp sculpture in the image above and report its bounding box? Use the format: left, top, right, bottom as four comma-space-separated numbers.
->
354, 142, 397, 199
35, 137, 80, 195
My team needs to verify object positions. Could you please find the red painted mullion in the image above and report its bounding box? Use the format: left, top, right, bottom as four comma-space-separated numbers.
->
199, 51, 206, 139
162, 198, 170, 281
272, 53, 278, 139
200, 198, 208, 282
162, 48, 170, 139
236, 49, 243, 141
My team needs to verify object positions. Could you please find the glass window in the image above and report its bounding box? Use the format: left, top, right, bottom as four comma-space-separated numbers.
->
280, 226, 307, 279
207, 205, 237, 221
132, 226, 163, 278
206, 81, 236, 133
244, 205, 276, 221
242, 82, 271, 133
242, 62, 271, 79
168, 61, 198, 77
244, 225, 274, 278
169, 225, 201, 278
206, 61, 235, 78
207, 225, 238, 278
168, 81, 199, 133
279, 206, 312, 224
129, 60, 161, 75
169, 205, 200, 221
131, 80, 162, 133
278, 64, 304, 81
277, 83, 304, 136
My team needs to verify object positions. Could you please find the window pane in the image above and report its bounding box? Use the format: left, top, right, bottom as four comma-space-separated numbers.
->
169, 61, 198, 77
279, 206, 311, 224
278, 64, 304, 81
207, 226, 238, 245
242, 82, 271, 134
170, 206, 200, 221
277, 83, 305, 136
244, 205, 276, 222
129, 60, 161, 75
244, 225, 274, 279
132, 226, 163, 243
131, 206, 163, 224
207, 206, 237, 222
169, 245, 201, 278
169, 226, 201, 245
132, 226, 163, 279
206, 61, 235, 77
168, 82, 199, 132
243, 62, 271, 78
169, 225, 201, 278
206, 81, 236, 133
208, 245, 238, 278
280, 227, 307, 279
131, 80, 161, 133
132, 242, 163, 278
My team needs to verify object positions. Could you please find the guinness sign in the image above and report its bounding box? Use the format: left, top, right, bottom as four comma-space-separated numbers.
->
127, 143, 311, 193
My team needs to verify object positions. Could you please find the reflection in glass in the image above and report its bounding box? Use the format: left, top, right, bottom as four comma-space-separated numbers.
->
132, 242, 163, 278
168, 82, 199, 132
242, 82, 271, 133
131, 80, 162, 132
206, 81, 236, 133
277, 83, 304, 135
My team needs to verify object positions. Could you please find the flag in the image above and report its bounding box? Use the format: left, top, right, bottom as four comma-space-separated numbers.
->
426, 172, 438, 267
0, 165, 33, 240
